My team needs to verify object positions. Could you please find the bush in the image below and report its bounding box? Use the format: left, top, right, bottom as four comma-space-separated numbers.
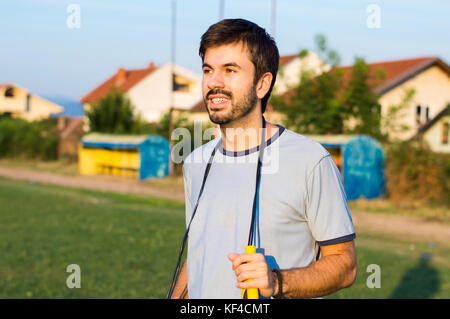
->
385, 139, 450, 207
86, 88, 146, 134
0, 117, 59, 161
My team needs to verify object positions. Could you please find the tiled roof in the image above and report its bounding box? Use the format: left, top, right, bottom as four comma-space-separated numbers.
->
337, 56, 449, 94
190, 99, 206, 113
80, 62, 157, 104
279, 54, 298, 66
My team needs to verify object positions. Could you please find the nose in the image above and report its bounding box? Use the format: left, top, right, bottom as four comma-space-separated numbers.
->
205, 70, 225, 90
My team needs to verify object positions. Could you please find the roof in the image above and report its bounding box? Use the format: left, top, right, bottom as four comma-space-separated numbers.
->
417, 104, 450, 135
305, 134, 355, 147
81, 133, 152, 148
190, 99, 206, 113
81, 133, 169, 149
279, 54, 298, 66
80, 62, 158, 104
337, 56, 450, 95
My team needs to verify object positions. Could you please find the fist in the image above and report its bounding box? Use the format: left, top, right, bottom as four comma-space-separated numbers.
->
228, 252, 276, 298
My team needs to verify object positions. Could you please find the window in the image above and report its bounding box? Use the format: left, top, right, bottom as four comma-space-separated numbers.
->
26, 94, 31, 112
172, 74, 191, 92
4, 87, 14, 98
442, 122, 449, 144
425, 106, 430, 122
416, 105, 421, 124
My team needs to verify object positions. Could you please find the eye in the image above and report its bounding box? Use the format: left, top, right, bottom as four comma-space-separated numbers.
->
226, 68, 236, 73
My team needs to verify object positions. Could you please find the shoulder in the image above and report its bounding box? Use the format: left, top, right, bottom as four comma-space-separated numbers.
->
278, 128, 330, 166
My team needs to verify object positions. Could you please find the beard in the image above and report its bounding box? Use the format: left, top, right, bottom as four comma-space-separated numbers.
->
204, 83, 258, 125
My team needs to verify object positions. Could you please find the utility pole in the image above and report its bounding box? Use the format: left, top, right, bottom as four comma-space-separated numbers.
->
270, 0, 276, 38
168, 0, 177, 177
219, 0, 224, 20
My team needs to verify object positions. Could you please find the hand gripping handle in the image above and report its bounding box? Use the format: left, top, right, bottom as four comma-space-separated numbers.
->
241, 245, 259, 299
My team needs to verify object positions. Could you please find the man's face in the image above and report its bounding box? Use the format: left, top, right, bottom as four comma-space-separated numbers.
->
202, 42, 258, 125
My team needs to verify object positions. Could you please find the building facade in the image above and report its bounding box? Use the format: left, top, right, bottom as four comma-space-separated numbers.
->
80, 61, 202, 124
0, 83, 63, 121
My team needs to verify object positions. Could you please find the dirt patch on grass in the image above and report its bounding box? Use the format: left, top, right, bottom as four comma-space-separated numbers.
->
1, 165, 449, 247
351, 210, 450, 248
0, 166, 185, 202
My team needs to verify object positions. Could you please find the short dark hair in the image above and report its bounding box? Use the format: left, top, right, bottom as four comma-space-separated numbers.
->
199, 18, 279, 113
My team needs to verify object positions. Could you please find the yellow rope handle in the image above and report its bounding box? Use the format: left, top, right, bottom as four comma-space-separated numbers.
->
241, 245, 259, 299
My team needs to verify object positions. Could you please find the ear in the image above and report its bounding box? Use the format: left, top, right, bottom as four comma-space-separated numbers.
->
255, 72, 273, 100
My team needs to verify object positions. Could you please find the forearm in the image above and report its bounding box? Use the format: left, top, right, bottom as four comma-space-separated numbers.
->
170, 262, 189, 299
279, 251, 357, 298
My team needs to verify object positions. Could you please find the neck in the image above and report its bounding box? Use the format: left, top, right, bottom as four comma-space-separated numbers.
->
219, 107, 277, 152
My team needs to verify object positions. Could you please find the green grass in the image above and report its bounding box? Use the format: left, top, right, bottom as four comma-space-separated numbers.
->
0, 177, 185, 298
0, 157, 79, 176
327, 233, 450, 298
0, 177, 448, 298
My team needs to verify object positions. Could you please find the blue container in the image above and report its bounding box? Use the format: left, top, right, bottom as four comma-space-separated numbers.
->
343, 135, 385, 200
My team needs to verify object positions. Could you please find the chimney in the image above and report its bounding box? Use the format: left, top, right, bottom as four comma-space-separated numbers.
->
116, 68, 127, 84
148, 62, 155, 69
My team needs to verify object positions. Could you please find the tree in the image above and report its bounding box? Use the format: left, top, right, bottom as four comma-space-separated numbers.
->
271, 34, 345, 134
271, 35, 386, 138
342, 57, 385, 139
380, 88, 416, 142
85, 88, 145, 134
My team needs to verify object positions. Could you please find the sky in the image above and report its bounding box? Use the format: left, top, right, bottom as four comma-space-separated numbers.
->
1, 0, 449, 101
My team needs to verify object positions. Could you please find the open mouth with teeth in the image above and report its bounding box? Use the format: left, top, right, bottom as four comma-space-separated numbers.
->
208, 97, 231, 109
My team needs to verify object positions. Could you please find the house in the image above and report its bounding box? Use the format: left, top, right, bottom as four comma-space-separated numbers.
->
187, 54, 450, 147
0, 83, 64, 121
273, 51, 329, 95
256, 55, 450, 143
337, 56, 450, 141
80, 61, 202, 124
417, 105, 450, 153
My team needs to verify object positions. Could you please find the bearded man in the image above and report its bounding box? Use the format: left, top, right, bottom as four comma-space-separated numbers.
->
170, 18, 356, 299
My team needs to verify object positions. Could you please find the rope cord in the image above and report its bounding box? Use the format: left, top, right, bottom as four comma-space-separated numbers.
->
167, 117, 267, 298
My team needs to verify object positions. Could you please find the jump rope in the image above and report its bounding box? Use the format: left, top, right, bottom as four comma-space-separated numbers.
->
166, 117, 267, 299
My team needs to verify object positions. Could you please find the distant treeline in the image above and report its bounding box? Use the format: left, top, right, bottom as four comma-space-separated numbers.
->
385, 140, 450, 207
0, 117, 59, 160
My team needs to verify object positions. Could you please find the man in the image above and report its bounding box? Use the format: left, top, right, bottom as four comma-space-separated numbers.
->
171, 18, 356, 299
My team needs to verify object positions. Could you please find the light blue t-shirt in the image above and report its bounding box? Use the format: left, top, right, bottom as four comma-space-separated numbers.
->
182, 126, 355, 299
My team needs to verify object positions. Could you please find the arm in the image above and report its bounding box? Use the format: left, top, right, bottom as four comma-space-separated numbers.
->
170, 261, 189, 299
229, 240, 357, 298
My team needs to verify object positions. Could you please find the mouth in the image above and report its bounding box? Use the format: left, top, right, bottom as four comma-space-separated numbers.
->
207, 95, 231, 110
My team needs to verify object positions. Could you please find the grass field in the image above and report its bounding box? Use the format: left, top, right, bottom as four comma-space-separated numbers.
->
0, 176, 448, 298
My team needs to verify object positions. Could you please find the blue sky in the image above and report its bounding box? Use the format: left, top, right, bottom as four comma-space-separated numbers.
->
1, 0, 449, 101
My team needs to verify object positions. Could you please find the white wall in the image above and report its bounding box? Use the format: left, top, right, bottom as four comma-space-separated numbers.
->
127, 63, 202, 122
379, 65, 450, 140
273, 51, 329, 95
423, 115, 450, 153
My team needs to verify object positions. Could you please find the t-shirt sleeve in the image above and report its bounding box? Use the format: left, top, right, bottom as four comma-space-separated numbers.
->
305, 155, 356, 246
